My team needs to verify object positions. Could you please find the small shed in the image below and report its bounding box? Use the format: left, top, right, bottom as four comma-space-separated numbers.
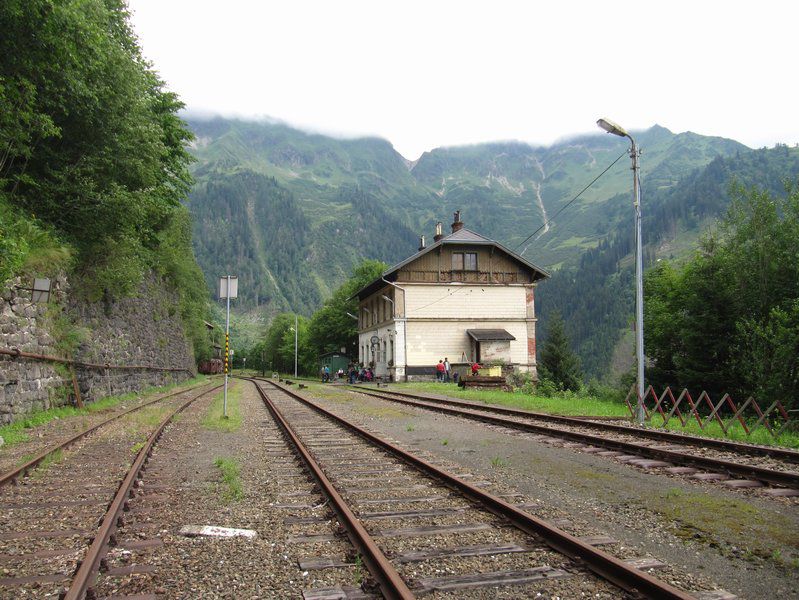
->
319, 351, 350, 374
466, 329, 516, 363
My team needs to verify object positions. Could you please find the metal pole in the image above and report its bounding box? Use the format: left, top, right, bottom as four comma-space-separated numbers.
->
629, 137, 645, 425
224, 275, 230, 419
294, 313, 298, 378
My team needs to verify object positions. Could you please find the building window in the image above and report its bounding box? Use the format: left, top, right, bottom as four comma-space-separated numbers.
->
452, 252, 478, 271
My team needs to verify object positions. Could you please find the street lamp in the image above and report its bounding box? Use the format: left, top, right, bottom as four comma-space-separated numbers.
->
597, 117, 645, 425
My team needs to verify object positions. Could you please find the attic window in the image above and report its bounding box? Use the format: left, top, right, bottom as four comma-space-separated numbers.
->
452, 252, 477, 271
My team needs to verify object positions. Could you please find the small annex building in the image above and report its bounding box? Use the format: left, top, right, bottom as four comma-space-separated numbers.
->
318, 351, 350, 375
352, 211, 549, 381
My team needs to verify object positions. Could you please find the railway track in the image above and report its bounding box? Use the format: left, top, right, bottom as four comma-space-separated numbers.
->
0, 382, 221, 598
251, 377, 734, 599
344, 385, 799, 495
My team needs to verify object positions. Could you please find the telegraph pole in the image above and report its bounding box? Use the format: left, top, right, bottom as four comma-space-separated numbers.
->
219, 276, 238, 419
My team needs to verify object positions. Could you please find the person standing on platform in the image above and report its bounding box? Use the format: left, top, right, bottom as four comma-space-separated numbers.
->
436, 360, 445, 381
444, 358, 451, 382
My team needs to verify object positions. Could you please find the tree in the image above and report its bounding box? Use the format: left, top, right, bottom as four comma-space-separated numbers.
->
307, 259, 387, 360
644, 182, 799, 408
539, 311, 582, 392
0, 0, 194, 297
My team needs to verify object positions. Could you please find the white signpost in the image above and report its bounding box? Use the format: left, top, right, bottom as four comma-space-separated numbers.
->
219, 276, 238, 418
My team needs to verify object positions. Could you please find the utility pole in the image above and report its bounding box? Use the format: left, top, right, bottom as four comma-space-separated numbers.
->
597, 118, 645, 425
219, 276, 238, 419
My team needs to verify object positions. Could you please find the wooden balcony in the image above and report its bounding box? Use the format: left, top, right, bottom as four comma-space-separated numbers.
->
397, 270, 520, 284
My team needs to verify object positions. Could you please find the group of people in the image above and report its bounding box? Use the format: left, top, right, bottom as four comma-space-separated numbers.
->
436, 358, 482, 382
319, 364, 374, 383
347, 363, 373, 384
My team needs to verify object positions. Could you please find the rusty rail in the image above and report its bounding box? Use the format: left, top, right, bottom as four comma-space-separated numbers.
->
0, 346, 192, 373
350, 386, 799, 488
259, 378, 696, 600
63, 384, 222, 600
349, 384, 799, 463
0, 382, 218, 488
249, 378, 414, 600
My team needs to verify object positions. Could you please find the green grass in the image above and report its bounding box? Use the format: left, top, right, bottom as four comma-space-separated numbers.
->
202, 381, 242, 432
1, 375, 211, 447
399, 382, 630, 418
0, 375, 207, 449
490, 456, 507, 468
213, 457, 244, 501
392, 382, 799, 448
648, 414, 799, 449
31, 448, 63, 477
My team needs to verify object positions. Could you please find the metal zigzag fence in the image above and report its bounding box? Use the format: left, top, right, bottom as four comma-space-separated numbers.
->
624, 384, 797, 439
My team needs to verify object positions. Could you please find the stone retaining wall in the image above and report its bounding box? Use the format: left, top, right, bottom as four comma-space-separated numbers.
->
0, 273, 196, 424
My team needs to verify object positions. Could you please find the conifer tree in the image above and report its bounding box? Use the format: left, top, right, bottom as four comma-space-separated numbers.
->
539, 311, 583, 392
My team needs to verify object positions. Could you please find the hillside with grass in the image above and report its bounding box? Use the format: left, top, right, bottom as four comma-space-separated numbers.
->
185, 117, 798, 380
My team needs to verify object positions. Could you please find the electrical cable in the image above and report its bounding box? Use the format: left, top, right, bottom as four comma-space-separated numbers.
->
407, 150, 629, 314
515, 150, 628, 255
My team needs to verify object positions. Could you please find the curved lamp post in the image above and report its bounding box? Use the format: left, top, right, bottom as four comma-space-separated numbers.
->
597, 118, 645, 425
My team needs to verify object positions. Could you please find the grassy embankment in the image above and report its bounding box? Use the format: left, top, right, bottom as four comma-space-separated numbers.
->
0, 375, 210, 448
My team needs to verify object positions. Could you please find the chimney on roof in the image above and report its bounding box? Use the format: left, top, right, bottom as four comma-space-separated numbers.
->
452, 210, 464, 233
418, 235, 426, 251
433, 222, 444, 242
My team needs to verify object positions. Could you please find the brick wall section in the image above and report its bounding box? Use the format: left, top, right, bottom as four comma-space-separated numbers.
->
0, 273, 195, 424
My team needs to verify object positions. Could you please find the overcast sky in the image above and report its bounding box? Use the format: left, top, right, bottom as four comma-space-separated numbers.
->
127, 0, 799, 160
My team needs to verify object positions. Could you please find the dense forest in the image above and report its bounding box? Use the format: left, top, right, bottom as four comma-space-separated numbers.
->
187, 169, 418, 313
0, 0, 210, 358
645, 183, 799, 408
536, 145, 799, 380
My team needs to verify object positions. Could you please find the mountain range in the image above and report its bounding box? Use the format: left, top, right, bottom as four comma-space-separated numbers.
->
184, 115, 799, 379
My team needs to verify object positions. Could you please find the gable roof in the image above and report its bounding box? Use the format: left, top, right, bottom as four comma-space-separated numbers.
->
352, 227, 550, 300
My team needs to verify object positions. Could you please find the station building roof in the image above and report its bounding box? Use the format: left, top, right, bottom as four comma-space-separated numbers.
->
351, 225, 550, 301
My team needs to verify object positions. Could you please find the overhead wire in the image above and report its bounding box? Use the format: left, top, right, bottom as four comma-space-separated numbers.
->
406, 149, 630, 314
515, 150, 628, 255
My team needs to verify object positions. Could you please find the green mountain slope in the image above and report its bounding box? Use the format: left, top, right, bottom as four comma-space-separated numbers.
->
185, 116, 770, 378
536, 144, 799, 379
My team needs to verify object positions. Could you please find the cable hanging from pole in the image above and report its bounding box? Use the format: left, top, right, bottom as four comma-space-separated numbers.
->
515, 150, 628, 256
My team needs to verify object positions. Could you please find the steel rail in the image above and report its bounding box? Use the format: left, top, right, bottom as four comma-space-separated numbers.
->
349, 385, 799, 463
352, 387, 799, 488
0, 381, 218, 488
261, 378, 696, 600
0, 346, 192, 372
248, 378, 414, 600
63, 383, 222, 600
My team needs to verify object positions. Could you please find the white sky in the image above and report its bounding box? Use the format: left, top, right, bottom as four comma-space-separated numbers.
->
127, 0, 799, 160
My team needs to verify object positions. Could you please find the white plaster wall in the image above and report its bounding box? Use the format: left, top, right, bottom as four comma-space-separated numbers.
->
405, 320, 529, 366
404, 284, 527, 319
357, 321, 405, 377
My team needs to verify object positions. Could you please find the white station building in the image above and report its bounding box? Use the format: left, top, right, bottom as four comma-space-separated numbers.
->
352, 211, 549, 381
